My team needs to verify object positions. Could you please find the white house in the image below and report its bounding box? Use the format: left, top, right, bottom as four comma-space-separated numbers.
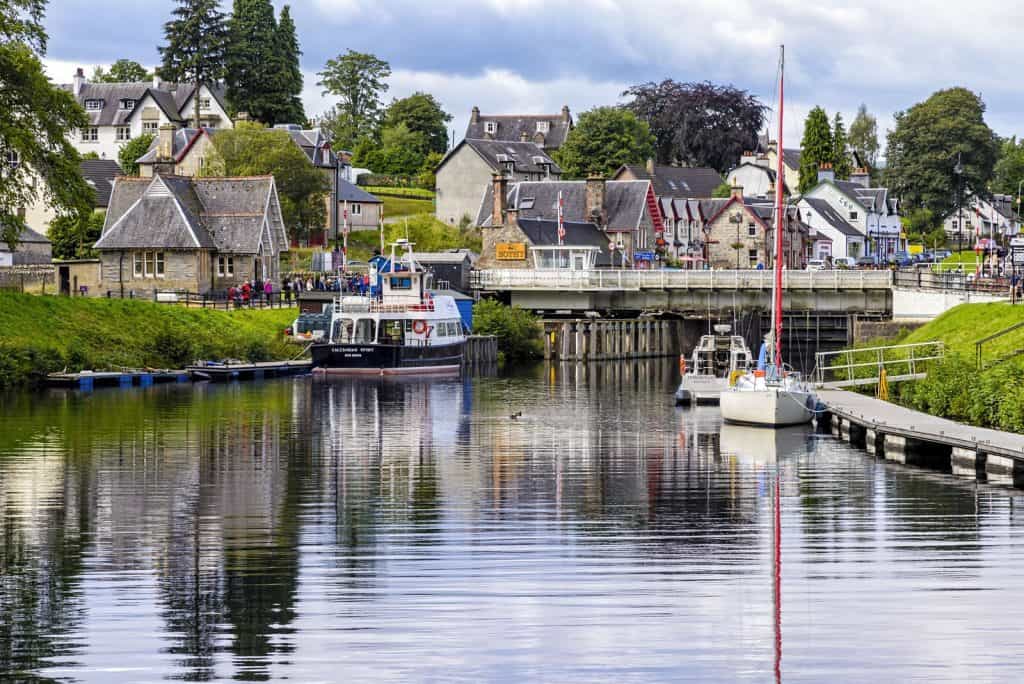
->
62, 68, 232, 162
802, 166, 902, 260
798, 197, 866, 260
943, 192, 1021, 245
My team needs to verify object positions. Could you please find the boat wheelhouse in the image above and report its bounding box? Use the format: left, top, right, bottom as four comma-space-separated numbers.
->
674, 324, 753, 405
310, 241, 467, 375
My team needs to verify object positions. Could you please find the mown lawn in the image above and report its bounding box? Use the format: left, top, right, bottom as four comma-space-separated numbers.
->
382, 196, 434, 219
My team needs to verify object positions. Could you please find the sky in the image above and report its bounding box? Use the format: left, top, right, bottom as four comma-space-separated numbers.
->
39, 0, 1024, 154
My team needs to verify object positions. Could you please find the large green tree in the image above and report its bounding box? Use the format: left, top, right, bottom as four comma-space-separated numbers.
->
0, 0, 93, 249
359, 123, 428, 176
848, 104, 879, 170
205, 123, 328, 241
273, 5, 305, 125
992, 137, 1024, 199
92, 59, 150, 83
554, 107, 655, 179
117, 134, 154, 176
49, 210, 105, 259
158, 0, 228, 127
831, 113, 851, 180
317, 50, 391, 149
798, 106, 832, 193
382, 92, 451, 156
225, 0, 277, 123
885, 87, 999, 218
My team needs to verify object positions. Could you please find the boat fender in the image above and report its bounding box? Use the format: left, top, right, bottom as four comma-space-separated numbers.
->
729, 369, 745, 386
679, 355, 686, 376
412, 320, 429, 335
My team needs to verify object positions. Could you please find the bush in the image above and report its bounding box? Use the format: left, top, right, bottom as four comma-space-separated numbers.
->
472, 299, 542, 361
151, 329, 196, 367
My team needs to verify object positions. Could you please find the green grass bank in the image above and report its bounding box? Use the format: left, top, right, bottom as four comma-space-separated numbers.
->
0, 293, 297, 388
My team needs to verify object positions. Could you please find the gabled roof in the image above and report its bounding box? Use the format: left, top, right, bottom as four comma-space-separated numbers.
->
0, 224, 50, 251
80, 159, 122, 208
136, 127, 214, 164
281, 127, 335, 168
802, 197, 863, 238
440, 138, 561, 176
476, 179, 651, 229
782, 148, 801, 171
65, 82, 151, 126
516, 217, 612, 266
174, 83, 229, 118
617, 164, 724, 199
338, 180, 381, 204
465, 109, 572, 150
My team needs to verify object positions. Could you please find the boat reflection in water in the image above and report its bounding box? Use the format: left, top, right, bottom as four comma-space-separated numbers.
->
719, 424, 813, 465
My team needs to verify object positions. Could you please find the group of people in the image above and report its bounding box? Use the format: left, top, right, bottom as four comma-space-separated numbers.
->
226, 279, 274, 306
283, 273, 374, 295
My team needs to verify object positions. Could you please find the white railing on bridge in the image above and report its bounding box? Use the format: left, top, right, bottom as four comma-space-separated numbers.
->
471, 268, 894, 291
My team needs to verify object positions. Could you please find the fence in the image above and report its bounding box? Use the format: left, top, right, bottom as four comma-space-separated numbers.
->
0, 266, 55, 293
893, 269, 1011, 294
813, 341, 945, 387
103, 288, 297, 310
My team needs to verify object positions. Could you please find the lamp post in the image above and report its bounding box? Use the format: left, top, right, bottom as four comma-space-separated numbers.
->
954, 153, 964, 257
730, 212, 743, 269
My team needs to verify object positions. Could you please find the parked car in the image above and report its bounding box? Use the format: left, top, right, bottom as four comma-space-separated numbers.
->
890, 251, 914, 267
933, 249, 952, 260
833, 256, 857, 269
805, 259, 826, 271
855, 256, 878, 268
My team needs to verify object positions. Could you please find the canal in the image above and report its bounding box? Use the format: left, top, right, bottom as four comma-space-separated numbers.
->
2, 360, 1024, 682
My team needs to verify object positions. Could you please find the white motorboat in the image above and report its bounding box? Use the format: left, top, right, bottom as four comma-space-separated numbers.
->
719, 45, 818, 428
674, 324, 752, 405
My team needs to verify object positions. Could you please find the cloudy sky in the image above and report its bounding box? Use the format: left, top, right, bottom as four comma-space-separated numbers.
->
41, 0, 1024, 152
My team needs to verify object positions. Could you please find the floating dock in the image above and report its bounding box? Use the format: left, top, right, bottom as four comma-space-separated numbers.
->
820, 389, 1024, 487
185, 360, 313, 382
46, 369, 190, 391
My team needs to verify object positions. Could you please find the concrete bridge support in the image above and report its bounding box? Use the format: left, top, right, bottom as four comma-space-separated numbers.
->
952, 447, 986, 479
543, 319, 682, 362
986, 453, 1024, 487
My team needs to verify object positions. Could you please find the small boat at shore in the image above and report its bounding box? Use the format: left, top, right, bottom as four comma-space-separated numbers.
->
674, 324, 753, 405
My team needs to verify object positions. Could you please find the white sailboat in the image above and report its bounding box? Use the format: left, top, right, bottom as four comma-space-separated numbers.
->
720, 45, 817, 428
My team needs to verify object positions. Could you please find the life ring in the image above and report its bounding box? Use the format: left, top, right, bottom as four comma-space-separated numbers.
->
412, 320, 429, 335
679, 355, 687, 376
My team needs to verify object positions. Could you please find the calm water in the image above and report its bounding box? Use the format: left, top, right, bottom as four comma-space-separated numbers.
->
3, 361, 1024, 682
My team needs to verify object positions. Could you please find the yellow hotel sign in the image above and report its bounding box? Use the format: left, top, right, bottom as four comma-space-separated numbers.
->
496, 242, 527, 260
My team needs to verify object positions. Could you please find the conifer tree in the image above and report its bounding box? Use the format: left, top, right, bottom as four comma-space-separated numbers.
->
849, 104, 880, 170
225, 0, 279, 124
274, 5, 305, 125
831, 112, 852, 180
158, 0, 228, 127
798, 106, 833, 193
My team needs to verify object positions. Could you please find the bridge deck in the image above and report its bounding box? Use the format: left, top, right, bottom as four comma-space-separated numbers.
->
818, 389, 1024, 458
473, 269, 893, 291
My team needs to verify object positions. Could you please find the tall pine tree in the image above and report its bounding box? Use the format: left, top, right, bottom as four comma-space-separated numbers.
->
831, 113, 851, 180
225, 0, 279, 124
849, 104, 879, 170
798, 106, 833, 193
274, 5, 305, 125
158, 0, 228, 127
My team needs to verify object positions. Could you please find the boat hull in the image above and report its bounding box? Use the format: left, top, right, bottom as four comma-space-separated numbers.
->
719, 387, 815, 426
310, 341, 464, 376
675, 375, 730, 405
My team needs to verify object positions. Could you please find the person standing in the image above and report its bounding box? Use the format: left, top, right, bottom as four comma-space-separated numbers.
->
264, 280, 273, 304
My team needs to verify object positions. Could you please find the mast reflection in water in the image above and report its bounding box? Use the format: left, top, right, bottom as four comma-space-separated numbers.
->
2, 360, 1024, 682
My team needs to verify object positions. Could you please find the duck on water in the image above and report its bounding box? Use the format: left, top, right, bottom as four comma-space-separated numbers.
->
310, 240, 467, 376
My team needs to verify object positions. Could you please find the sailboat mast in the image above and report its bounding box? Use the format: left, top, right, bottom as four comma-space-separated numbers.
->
773, 45, 786, 369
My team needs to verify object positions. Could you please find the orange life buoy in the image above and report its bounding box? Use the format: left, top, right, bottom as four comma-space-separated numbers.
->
679, 354, 687, 375
412, 320, 428, 335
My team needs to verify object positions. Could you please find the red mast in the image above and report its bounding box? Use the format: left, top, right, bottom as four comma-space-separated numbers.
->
773, 46, 786, 369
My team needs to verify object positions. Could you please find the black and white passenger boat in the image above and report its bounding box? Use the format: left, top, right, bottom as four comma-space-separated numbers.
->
310, 240, 466, 376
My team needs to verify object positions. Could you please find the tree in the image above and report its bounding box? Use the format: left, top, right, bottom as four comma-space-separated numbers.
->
317, 50, 391, 149
623, 80, 766, 174
92, 59, 150, 83
711, 182, 732, 198
225, 0, 287, 125
831, 112, 851, 180
0, 0, 94, 249
383, 93, 451, 156
158, 0, 228, 127
992, 137, 1024, 198
205, 122, 328, 241
361, 123, 428, 176
417, 151, 444, 189
849, 104, 879, 170
798, 106, 832, 193
885, 87, 999, 218
49, 210, 105, 259
118, 134, 154, 176
554, 107, 655, 179
273, 5, 305, 125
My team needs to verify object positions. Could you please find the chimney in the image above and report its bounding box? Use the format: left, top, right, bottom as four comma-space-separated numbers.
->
157, 124, 175, 161
645, 158, 655, 175
817, 162, 835, 183
491, 172, 508, 226
471, 106, 480, 124
152, 73, 162, 90
586, 175, 606, 225
741, 150, 756, 165
520, 130, 529, 142
756, 153, 770, 168
561, 105, 571, 123
850, 167, 870, 188
730, 184, 744, 200
73, 68, 85, 97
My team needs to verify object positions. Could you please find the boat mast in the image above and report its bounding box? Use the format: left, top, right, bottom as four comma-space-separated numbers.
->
773, 45, 786, 369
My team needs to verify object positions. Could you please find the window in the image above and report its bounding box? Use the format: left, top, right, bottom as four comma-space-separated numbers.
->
119, 99, 135, 110
536, 121, 550, 133
84, 99, 103, 110
218, 256, 234, 277
144, 251, 155, 276
199, 98, 211, 110
748, 249, 759, 266
747, 223, 757, 237
134, 253, 143, 277
143, 121, 158, 133
351, 203, 362, 216
353, 319, 376, 344
155, 252, 165, 277
484, 121, 497, 134
5, 150, 19, 171
116, 126, 131, 142
849, 211, 858, 220
81, 127, 98, 142
389, 276, 412, 290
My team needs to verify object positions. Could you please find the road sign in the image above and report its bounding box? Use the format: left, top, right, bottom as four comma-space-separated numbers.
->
1012, 245, 1024, 266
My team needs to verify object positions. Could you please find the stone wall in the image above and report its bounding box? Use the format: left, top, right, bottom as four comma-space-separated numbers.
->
478, 222, 533, 270
99, 249, 206, 295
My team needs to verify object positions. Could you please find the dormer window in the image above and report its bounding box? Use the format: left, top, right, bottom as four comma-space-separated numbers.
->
85, 99, 103, 111
120, 99, 135, 110
536, 121, 550, 133
484, 121, 497, 134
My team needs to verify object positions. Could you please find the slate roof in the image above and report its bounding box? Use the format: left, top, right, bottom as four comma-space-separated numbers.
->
96, 174, 285, 255
443, 139, 561, 176
516, 217, 612, 266
284, 128, 335, 168
0, 224, 50, 251
338, 179, 381, 203
832, 180, 896, 215
63, 80, 228, 127
476, 180, 651, 229
782, 148, 801, 170
80, 159, 122, 208
990, 194, 1021, 221
803, 198, 863, 237
618, 164, 724, 199
136, 128, 211, 164
465, 110, 572, 150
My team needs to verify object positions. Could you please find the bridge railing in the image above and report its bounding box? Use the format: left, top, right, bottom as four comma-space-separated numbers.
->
471, 268, 894, 291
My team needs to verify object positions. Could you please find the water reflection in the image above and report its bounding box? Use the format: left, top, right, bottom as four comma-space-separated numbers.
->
2, 363, 1024, 681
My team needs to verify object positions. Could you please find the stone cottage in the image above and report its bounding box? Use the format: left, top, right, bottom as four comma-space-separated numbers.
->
94, 174, 288, 295
700, 186, 808, 269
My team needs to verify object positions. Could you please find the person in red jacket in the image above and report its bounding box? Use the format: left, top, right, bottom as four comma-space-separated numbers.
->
241, 281, 251, 305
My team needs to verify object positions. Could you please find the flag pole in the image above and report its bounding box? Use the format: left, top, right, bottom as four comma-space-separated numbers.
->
557, 190, 565, 246
342, 199, 349, 272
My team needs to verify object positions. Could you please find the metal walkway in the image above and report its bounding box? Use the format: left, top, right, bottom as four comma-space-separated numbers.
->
813, 341, 944, 388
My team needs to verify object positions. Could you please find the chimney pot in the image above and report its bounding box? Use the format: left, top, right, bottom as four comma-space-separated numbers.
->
73, 68, 85, 97
561, 105, 571, 123
645, 158, 655, 176
817, 163, 835, 184
471, 106, 480, 124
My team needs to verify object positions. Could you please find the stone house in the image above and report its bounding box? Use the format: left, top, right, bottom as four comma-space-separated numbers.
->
464, 106, 573, 152
476, 175, 661, 269
701, 186, 808, 269
802, 165, 902, 260
61, 68, 232, 162
93, 174, 288, 295
0, 225, 52, 266
435, 139, 561, 226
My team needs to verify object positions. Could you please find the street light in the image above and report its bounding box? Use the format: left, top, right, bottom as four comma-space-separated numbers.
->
954, 153, 964, 257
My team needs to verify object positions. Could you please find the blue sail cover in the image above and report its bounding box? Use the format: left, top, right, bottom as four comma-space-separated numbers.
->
757, 342, 768, 371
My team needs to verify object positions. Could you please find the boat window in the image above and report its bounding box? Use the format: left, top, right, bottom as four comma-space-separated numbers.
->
353, 318, 376, 343
332, 318, 354, 343
389, 276, 412, 290
380, 320, 403, 344
403, 319, 413, 333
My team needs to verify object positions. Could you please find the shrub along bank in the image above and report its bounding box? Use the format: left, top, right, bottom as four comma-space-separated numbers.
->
0, 293, 297, 388
472, 300, 543, 362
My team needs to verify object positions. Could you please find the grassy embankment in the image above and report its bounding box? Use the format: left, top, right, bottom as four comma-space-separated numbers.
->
846, 302, 1024, 431
0, 293, 297, 388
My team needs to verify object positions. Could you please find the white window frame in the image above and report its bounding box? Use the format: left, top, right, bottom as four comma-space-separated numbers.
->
218, 255, 234, 277
536, 121, 550, 133
120, 99, 135, 111
81, 127, 99, 142
134, 252, 143, 277
747, 223, 757, 237
199, 97, 211, 110
85, 99, 103, 111
5, 150, 19, 171
155, 252, 165, 277
144, 251, 155, 277
351, 203, 362, 216
484, 121, 497, 134
116, 126, 131, 142
142, 121, 159, 133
